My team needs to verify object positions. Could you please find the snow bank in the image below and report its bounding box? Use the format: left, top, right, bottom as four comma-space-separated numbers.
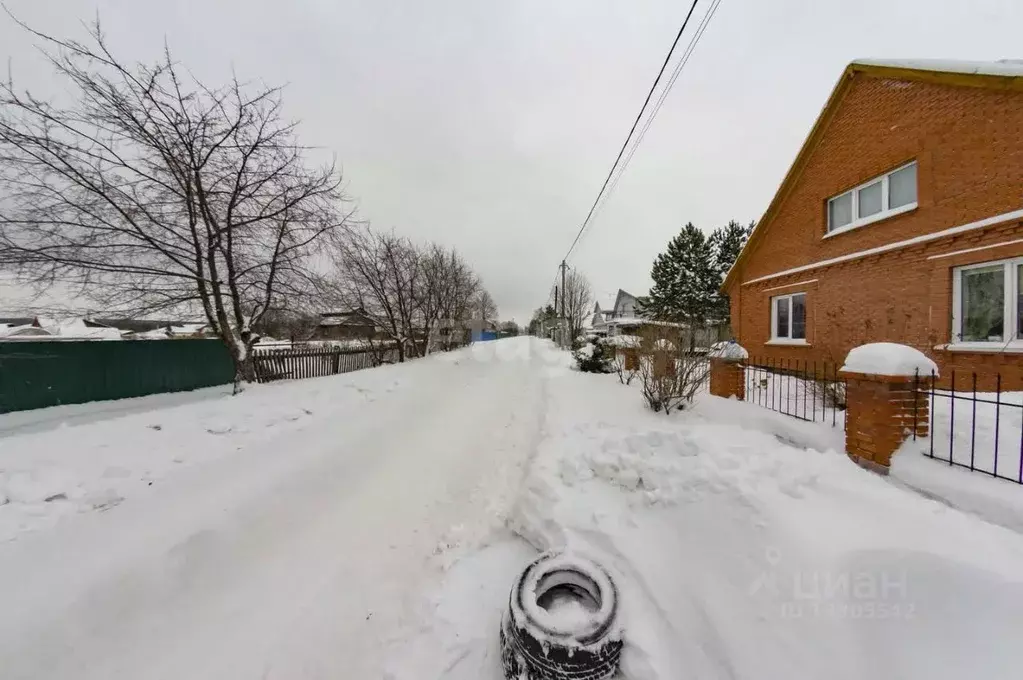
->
892, 441, 1023, 535
501, 349, 1023, 680
390, 344, 1023, 680
840, 342, 938, 377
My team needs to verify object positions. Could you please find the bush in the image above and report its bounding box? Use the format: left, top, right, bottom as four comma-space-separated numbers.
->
637, 326, 709, 414
611, 351, 638, 385
574, 339, 614, 373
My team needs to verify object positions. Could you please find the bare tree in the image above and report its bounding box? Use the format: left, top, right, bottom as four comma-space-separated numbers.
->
0, 19, 352, 387
472, 289, 498, 324
417, 243, 481, 353
321, 226, 489, 359
637, 326, 709, 414
325, 227, 418, 361
562, 268, 593, 340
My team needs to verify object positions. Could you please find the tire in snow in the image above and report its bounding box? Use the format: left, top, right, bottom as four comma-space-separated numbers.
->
500, 551, 623, 680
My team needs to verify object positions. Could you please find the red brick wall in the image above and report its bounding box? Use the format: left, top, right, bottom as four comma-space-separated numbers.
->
843, 373, 930, 469
709, 359, 745, 400
729, 73, 1023, 389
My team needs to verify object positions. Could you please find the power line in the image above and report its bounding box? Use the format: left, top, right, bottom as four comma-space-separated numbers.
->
561, 0, 702, 263
591, 0, 724, 227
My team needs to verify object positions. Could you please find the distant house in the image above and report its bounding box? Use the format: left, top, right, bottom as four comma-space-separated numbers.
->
317, 308, 384, 341
598, 289, 642, 336
589, 290, 727, 350
588, 299, 614, 335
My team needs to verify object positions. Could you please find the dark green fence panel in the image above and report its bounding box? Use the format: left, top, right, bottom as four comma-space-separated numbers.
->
0, 340, 235, 413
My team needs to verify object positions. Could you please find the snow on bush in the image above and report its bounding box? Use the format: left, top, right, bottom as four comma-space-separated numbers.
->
602, 334, 641, 349
574, 340, 614, 374
840, 342, 938, 377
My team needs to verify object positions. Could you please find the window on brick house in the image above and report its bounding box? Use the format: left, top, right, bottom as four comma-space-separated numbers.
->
952, 257, 1023, 346
770, 292, 806, 342
826, 161, 917, 235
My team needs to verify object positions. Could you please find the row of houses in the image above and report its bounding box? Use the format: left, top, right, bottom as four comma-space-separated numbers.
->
585, 289, 728, 348
0, 317, 209, 341
0, 309, 496, 347
722, 58, 1023, 389
317, 307, 498, 345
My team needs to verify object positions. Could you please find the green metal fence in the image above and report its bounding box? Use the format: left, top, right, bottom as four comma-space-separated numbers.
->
0, 340, 235, 413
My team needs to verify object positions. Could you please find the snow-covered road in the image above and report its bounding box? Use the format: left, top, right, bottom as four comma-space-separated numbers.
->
3, 337, 1023, 680
0, 341, 547, 679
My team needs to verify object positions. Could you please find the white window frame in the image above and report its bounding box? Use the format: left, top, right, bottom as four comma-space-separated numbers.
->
825, 161, 918, 238
769, 292, 808, 344
950, 256, 1023, 350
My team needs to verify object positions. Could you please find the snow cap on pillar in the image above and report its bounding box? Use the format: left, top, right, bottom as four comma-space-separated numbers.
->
708, 340, 748, 362
839, 342, 938, 379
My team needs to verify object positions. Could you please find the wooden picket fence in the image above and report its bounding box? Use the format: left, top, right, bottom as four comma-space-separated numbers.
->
252, 346, 397, 383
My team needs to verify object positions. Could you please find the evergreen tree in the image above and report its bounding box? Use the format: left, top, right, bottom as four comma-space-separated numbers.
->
640, 222, 718, 327
707, 220, 755, 321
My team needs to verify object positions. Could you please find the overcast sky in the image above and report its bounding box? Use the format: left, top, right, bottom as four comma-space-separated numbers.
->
1, 0, 1022, 322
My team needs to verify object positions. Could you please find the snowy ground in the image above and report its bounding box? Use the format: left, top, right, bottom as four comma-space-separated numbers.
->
2, 338, 1023, 679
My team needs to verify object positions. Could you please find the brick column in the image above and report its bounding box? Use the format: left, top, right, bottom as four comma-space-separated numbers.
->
708, 342, 747, 400
839, 371, 931, 473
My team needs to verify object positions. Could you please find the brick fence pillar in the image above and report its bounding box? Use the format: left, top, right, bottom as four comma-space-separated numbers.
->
708, 342, 747, 400
839, 344, 935, 473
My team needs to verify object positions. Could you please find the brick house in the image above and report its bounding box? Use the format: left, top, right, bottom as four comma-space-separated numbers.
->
723, 59, 1023, 389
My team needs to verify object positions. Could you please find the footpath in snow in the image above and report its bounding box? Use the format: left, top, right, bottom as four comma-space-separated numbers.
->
2, 337, 1023, 679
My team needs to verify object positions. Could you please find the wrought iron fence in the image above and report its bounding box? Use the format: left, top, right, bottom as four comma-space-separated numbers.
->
743, 358, 846, 427
252, 345, 397, 383
915, 371, 1023, 485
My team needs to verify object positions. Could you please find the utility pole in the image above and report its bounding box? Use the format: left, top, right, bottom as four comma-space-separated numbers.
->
560, 260, 568, 347
552, 285, 558, 342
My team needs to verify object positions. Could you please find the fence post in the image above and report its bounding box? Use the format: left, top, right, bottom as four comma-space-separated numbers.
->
708, 342, 748, 400
839, 343, 935, 474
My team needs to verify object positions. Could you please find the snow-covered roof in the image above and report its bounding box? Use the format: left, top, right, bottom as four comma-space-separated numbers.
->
607, 317, 686, 329
602, 334, 641, 349
851, 58, 1023, 78
0, 324, 53, 338
168, 324, 206, 336
608, 316, 645, 327
133, 328, 172, 340
50, 319, 124, 340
